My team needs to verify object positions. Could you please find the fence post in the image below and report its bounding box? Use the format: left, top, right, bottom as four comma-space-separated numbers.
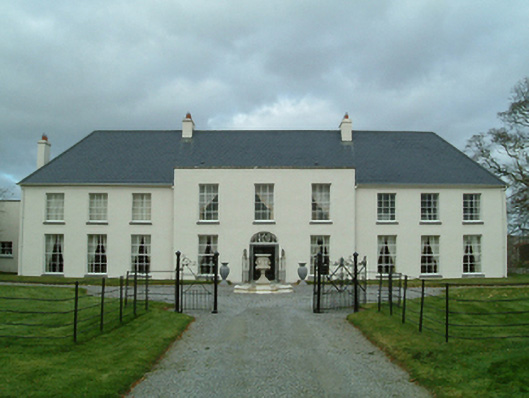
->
145, 271, 149, 311
133, 266, 138, 317
212, 251, 219, 314
353, 252, 359, 313
402, 275, 408, 324
315, 251, 322, 313
175, 251, 181, 313
73, 281, 79, 343
378, 273, 382, 312
124, 271, 129, 307
119, 276, 123, 323
100, 278, 106, 332
445, 283, 449, 343
389, 268, 393, 316
419, 279, 425, 333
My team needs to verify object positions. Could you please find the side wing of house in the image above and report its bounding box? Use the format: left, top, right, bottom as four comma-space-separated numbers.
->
0, 200, 21, 273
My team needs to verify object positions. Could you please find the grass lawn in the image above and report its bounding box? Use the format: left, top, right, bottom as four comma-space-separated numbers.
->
348, 286, 529, 397
0, 285, 193, 398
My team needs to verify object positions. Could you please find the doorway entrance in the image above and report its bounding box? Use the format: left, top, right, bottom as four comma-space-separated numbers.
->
249, 232, 279, 282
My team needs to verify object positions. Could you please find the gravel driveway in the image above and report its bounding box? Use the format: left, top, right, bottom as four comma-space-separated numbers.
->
127, 284, 431, 398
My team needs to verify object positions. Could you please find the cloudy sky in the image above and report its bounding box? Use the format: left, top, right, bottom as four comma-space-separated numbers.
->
1, 1, 528, 197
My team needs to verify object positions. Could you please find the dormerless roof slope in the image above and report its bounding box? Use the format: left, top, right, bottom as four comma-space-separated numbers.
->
19, 130, 504, 186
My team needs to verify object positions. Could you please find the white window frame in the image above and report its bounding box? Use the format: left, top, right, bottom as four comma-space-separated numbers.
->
377, 193, 396, 221
463, 235, 482, 274
199, 184, 219, 221
421, 236, 440, 275
131, 235, 151, 273
87, 234, 107, 274
89, 193, 108, 222
0, 241, 13, 257
377, 236, 396, 274
132, 193, 151, 222
463, 193, 481, 221
46, 193, 64, 222
310, 235, 330, 274
45, 234, 64, 273
198, 235, 218, 275
255, 184, 274, 221
421, 193, 439, 221
311, 184, 330, 221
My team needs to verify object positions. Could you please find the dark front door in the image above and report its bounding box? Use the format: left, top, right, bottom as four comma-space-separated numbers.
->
252, 245, 276, 281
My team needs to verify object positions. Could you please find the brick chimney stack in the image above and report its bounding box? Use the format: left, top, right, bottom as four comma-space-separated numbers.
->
37, 134, 51, 169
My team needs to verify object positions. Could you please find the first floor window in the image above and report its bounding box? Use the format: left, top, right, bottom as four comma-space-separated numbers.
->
46, 193, 64, 222
311, 184, 330, 221
463, 193, 481, 221
421, 193, 439, 221
88, 234, 107, 274
45, 234, 64, 273
377, 236, 396, 274
421, 236, 439, 274
463, 235, 481, 273
198, 235, 218, 274
199, 184, 219, 221
310, 235, 330, 274
89, 193, 108, 221
377, 193, 396, 221
131, 235, 151, 273
132, 193, 151, 222
0, 241, 13, 257
255, 184, 274, 221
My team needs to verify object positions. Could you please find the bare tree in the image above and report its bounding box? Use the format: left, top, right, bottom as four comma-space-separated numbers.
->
466, 78, 529, 234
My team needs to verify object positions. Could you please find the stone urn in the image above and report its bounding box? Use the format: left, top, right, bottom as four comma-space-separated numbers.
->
220, 262, 230, 284
298, 262, 308, 284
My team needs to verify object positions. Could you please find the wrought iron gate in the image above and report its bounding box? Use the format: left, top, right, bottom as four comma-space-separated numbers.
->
175, 251, 219, 313
313, 252, 367, 313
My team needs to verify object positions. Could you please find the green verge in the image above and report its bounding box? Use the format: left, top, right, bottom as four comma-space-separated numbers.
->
0, 285, 193, 398
348, 286, 529, 398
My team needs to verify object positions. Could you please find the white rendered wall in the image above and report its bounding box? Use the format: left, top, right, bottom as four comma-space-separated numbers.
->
173, 168, 356, 283
0, 200, 20, 273
18, 186, 174, 278
355, 186, 507, 278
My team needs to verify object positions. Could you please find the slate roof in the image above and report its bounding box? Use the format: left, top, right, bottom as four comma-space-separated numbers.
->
19, 130, 504, 186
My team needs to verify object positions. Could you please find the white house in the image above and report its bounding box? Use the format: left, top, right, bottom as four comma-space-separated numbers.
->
0, 200, 21, 273
17, 113, 507, 281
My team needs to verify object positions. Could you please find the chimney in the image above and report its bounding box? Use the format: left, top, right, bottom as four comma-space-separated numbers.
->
37, 134, 51, 169
340, 113, 352, 142
182, 112, 195, 138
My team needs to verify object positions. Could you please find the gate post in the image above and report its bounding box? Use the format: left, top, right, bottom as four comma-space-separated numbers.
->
314, 251, 322, 313
175, 251, 181, 313
353, 252, 359, 313
212, 252, 219, 314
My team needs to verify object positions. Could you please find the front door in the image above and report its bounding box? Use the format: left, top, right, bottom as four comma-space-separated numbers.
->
251, 245, 277, 281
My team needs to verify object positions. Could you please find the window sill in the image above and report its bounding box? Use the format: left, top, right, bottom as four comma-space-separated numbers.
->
253, 220, 276, 225
420, 274, 443, 279
310, 220, 333, 224
376, 220, 398, 225
420, 221, 442, 225
84, 273, 108, 278
463, 221, 484, 225
196, 221, 220, 225
462, 273, 485, 278
86, 221, 108, 225
43, 221, 65, 225
129, 221, 152, 225
0, 255, 13, 258
42, 273, 64, 277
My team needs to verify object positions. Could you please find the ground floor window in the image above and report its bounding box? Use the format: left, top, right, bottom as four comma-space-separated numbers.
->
310, 235, 330, 274
88, 234, 107, 274
45, 234, 64, 273
377, 235, 396, 274
421, 236, 439, 274
198, 235, 218, 275
0, 241, 13, 257
463, 235, 481, 273
131, 235, 151, 273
